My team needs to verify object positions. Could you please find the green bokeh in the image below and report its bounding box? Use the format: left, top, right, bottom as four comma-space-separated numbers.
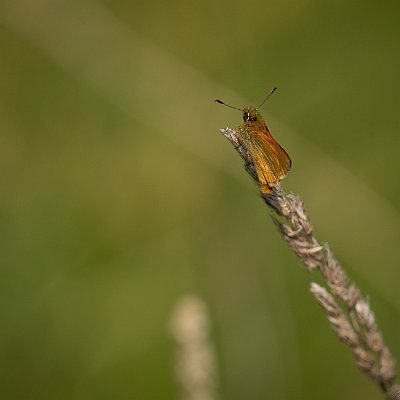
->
1, 0, 399, 399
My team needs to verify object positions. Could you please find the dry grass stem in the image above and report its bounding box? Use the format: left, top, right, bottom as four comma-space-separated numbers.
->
220, 127, 399, 399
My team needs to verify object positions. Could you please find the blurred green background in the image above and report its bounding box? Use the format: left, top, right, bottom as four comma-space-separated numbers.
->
1, 0, 399, 399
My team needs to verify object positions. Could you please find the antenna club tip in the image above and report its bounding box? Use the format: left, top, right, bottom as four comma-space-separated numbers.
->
214, 99, 242, 111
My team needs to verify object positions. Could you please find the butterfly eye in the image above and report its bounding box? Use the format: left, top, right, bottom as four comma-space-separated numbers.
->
243, 112, 249, 121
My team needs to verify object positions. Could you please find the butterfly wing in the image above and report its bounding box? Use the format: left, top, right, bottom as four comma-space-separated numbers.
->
246, 126, 291, 193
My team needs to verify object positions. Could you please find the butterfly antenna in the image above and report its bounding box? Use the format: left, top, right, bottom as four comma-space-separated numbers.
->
215, 99, 242, 111
258, 87, 277, 108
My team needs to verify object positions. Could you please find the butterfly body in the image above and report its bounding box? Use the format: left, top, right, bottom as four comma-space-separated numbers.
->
237, 106, 291, 194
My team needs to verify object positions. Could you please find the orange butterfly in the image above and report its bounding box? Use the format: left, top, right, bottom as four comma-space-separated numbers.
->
216, 88, 291, 194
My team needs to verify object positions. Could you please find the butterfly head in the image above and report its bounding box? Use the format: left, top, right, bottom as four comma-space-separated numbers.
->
242, 106, 261, 123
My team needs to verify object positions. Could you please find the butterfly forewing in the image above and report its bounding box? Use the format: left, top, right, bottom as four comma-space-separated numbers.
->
245, 126, 291, 193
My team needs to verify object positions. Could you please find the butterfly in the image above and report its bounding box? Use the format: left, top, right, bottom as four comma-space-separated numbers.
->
216, 88, 291, 194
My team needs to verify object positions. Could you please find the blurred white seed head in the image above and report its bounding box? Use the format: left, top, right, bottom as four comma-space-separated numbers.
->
169, 295, 219, 400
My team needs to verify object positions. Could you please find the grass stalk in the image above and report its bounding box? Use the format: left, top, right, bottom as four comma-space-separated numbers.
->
220, 127, 399, 399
